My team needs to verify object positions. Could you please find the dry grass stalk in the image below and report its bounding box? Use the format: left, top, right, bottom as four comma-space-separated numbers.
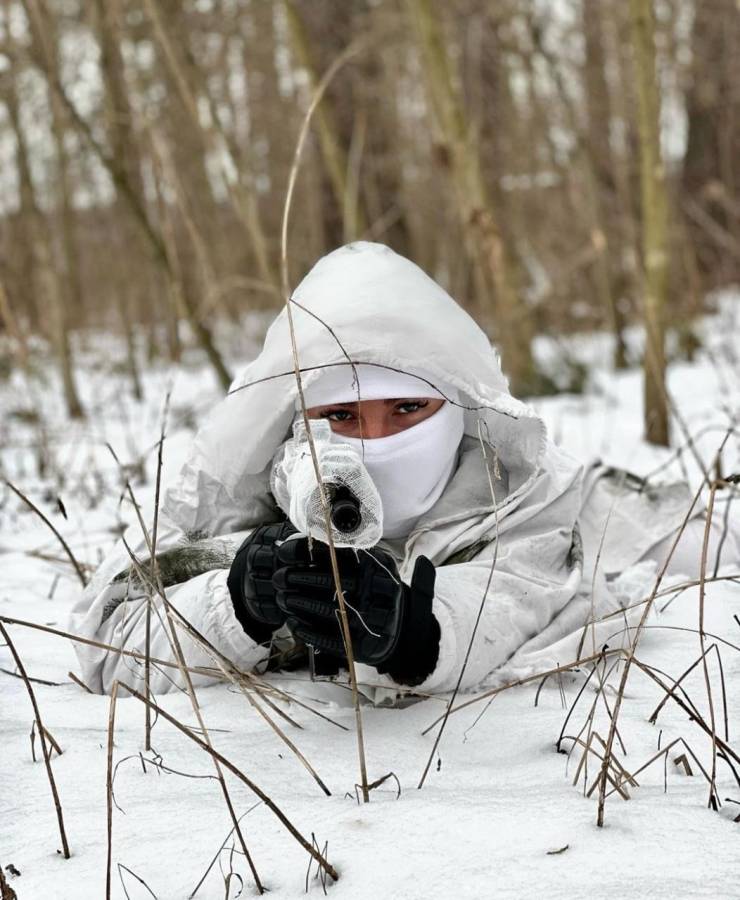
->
421, 648, 623, 736
279, 35, 370, 801
556, 653, 605, 752
0, 614, 221, 679
605, 736, 714, 800
565, 732, 633, 800
145, 391, 170, 751
649, 642, 729, 740
117, 863, 157, 899
105, 681, 119, 899
117, 538, 264, 893
30, 720, 62, 760
2, 612, 349, 733
594, 432, 734, 827
417, 422, 502, 788
0, 621, 71, 859
0, 863, 18, 900
697, 483, 722, 807
560, 657, 629, 781
188, 802, 262, 898
4, 479, 87, 587
0, 665, 60, 687
118, 683, 339, 883
116, 514, 335, 795
632, 658, 740, 770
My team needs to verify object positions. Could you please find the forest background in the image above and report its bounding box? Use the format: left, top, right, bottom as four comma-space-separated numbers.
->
0, 0, 737, 446
2, 4, 740, 897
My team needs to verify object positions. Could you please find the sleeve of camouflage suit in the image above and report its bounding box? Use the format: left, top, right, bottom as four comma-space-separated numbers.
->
68, 515, 266, 694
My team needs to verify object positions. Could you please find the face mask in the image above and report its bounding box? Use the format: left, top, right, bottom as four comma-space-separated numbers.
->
336, 400, 465, 539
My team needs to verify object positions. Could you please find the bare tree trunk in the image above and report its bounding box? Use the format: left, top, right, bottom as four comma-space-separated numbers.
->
682, 0, 740, 286
629, 0, 669, 446
582, 0, 629, 369
7, 17, 85, 419
407, 0, 535, 395
142, 0, 277, 292
2, 50, 42, 336
24, 0, 231, 391
0, 280, 30, 371
118, 288, 144, 401
92, 0, 153, 391
149, 134, 233, 389
285, 0, 367, 244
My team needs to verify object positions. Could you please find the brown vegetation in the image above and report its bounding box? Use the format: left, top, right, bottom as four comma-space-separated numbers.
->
0, 0, 738, 433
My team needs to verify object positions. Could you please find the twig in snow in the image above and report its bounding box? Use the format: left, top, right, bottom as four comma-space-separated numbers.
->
117, 863, 158, 899
594, 430, 734, 827
146, 389, 171, 751
120, 543, 333, 797
697, 482, 722, 809
0, 863, 18, 900
279, 32, 370, 802
4, 479, 87, 587
1, 666, 61, 687
0, 621, 70, 859
68, 670, 94, 693
118, 682, 339, 883
30, 720, 62, 760
189, 803, 263, 899
649, 642, 729, 741
119, 542, 265, 895
418, 421, 502, 788
106, 681, 120, 899
305, 833, 330, 896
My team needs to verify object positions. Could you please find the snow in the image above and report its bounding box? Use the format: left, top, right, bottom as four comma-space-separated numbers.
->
2, 312, 740, 899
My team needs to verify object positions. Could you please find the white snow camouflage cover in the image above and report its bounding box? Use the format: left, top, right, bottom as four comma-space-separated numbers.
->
70, 242, 691, 697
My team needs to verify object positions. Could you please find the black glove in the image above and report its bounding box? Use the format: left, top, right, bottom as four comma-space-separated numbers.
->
227, 521, 298, 645
272, 538, 441, 686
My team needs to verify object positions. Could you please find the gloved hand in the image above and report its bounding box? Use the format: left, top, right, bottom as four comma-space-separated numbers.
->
227, 521, 298, 645
272, 538, 441, 686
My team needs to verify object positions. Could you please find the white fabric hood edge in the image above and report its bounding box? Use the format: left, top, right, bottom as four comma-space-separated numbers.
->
162, 242, 548, 537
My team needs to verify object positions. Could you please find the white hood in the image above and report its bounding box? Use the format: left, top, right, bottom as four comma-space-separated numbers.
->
163, 241, 546, 537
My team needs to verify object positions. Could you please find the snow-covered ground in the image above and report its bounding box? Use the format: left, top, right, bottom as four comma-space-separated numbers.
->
2, 305, 740, 899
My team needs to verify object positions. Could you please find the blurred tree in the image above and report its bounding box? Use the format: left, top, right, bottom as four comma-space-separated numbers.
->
285, 0, 365, 246
0, 0, 733, 408
407, 0, 536, 395
682, 0, 740, 287
629, 0, 669, 446
9, 6, 85, 418
582, 0, 629, 369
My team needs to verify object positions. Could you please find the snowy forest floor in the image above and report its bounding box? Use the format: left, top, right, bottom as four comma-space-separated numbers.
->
2, 300, 740, 899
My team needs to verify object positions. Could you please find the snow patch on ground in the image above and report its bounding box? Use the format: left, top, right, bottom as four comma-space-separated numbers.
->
2, 315, 740, 898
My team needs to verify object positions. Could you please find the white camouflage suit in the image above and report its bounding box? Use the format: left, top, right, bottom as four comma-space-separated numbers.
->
70, 242, 716, 698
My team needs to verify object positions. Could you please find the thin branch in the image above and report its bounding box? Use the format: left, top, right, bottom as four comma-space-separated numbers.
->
595, 430, 733, 827
0, 621, 70, 858
279, 35, 370, 801
418, 421, 501, 788
117, 682, 338, 882
4, 479, 87, 587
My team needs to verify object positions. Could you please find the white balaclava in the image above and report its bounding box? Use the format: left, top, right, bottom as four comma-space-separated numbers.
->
298, 364, 465, 539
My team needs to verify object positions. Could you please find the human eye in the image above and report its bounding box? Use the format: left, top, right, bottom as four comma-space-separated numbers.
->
395, 399, 429, 414
319, 407, 355, 422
